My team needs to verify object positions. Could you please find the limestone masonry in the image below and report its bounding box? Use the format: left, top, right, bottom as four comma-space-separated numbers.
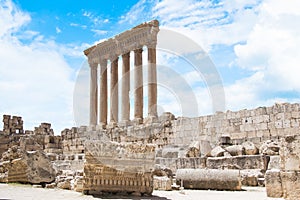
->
0, 102, 300, 197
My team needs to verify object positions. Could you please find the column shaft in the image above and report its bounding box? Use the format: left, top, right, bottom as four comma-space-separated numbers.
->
148, 47, 157, 117
89, 62, 98, 125
134, 48, 143, 121
110, 57, 119, 123
100, 60, 108, 126
121, 53, 130, 121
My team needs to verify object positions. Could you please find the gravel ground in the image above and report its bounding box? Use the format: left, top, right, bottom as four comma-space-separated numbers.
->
0, 183, 284, 200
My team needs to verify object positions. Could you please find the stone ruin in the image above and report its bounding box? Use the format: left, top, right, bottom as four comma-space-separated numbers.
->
1, 104, 300, 198
2, 115, 23, 135
0, 20, 300, 199
265, 135, 300, 200
83, 133, 155, 195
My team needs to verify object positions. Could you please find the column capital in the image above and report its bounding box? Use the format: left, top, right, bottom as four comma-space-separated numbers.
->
134, 48, 143, 54
109, 54, 119, 63
99, 59, 107, 67
122, 52, 130, 60
111, 56, 119, 63
146, 43, 157, 49
88, 61, 98, 68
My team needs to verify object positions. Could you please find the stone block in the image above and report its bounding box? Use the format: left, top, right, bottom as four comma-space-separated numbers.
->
265, 169, 283, 198
153, 176, 172, 191
281, 171, 300, 200
291, 111, 300, 119
280, 136, 300, 170
207, 155, 268, 170
275, 121, 283, 128
247, 131, 256, 138
175, 158, 206, 169
242, 141, 258, 155
291, 119, 299, 127
199, 140, 212, 157
225, 145, 245, 156
240, 169, 263, 186
268, 156, 280, 170
209, 146, 225, 157
259, 140, 280, 155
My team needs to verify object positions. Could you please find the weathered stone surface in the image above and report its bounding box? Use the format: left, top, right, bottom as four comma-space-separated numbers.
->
207, 155, 268, 170
242, 141, 258, 155
259, 140, 280, 155
153, 176, 172, 191
3, 149, 56, 184
162, 146, 180, 158
240, 169, 263, 186
225, 145, 245, 156
175, 158, 206, 170
281, 171, 300, 200
73, 175, 84, 192
277, 136, 300, 200
280, 136, 300, 171
265, 170, 283, 198
267, 156, 280, 170
176, 169, 241, 191
199, 140, 212, 157
209, 146, 226, 157
83, 138, 155, 195
185, 141, 200, 157
19, 136, 42, 151
57, 177, 72, 190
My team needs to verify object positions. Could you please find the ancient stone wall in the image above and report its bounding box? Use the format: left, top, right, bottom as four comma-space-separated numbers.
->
61, 127, 86, 155
2, 115, 23, 135
114, 103, 300, 149
170, 103, 300, 148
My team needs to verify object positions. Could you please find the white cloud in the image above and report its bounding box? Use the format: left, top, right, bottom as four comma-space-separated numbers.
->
91, 29, 108, 36
0, 0, 30, 37
82, 10, 109, 26
56, 26, 61, 33
152, 0, 261, 51
119, 0, 153, 25
117, 0, 300, 117
0, 0, 76, 133
234, 0, 300, 92
70, 23, 87, 29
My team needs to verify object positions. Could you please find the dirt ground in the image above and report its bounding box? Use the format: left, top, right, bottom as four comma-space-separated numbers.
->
0, 183, 284, 200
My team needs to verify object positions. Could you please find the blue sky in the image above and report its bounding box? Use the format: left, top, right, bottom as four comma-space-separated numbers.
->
1, 0, 300, 133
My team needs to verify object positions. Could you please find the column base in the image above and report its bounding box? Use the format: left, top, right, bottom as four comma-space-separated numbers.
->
144, 115, 158, 125
87, 125, 96, 131
96, 123, 107, 130
107, 121, 118, 129
132, 118, 143, 125
119, 120, 131, 127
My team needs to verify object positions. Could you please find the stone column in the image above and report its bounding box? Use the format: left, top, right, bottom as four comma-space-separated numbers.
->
89, 62, 98, 125
110, 57, 119, 123
121, 52, 130, 122
134, 48, 143, 123
99, 59, 108, 126
147, 46, 157, 118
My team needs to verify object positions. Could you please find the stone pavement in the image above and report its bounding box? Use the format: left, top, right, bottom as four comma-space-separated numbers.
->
0, 184, 283, 200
